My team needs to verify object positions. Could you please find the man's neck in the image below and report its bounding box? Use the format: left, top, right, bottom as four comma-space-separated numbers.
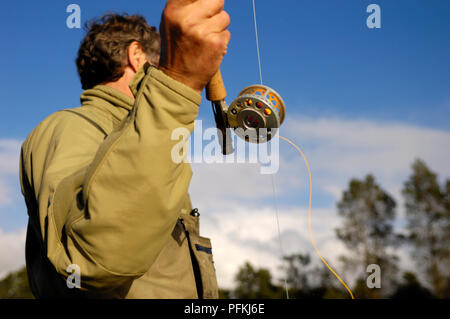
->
103, 69, 136, 99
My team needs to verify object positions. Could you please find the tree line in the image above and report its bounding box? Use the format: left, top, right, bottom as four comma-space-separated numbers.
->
220, 159, 450, 299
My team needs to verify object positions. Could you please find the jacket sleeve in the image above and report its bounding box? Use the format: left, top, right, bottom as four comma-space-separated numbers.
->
20, 65, 200, 296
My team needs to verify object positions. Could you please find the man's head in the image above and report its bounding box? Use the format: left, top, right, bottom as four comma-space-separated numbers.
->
76, 14, 160, 92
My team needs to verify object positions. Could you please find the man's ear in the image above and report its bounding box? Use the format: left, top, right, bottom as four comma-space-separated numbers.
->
127, 41, 146, 73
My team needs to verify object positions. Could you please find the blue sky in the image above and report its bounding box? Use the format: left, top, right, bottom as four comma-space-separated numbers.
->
1, 0, 449, 137
0, 0, 449, 288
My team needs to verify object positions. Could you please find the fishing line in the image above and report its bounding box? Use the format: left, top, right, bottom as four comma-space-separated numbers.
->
279, 136, 355, 299
250, 0, 354, 299
252, 0, 289, 299
252, 0, 263, 86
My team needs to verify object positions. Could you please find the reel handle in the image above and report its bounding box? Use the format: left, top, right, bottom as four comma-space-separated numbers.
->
206, 70, 227, 102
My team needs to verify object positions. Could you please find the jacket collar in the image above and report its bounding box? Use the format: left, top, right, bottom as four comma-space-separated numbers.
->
80, 84, 134, 113
79, 63, 151, 121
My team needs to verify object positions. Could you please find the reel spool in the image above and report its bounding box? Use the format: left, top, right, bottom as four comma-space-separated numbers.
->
227, 85, 286, 143
206, 71, 286, 154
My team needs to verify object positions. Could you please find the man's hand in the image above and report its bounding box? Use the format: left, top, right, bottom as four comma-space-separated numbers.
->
159, 0, 231, 94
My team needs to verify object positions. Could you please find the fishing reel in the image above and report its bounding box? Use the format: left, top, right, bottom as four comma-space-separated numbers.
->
206, 71, 286, 155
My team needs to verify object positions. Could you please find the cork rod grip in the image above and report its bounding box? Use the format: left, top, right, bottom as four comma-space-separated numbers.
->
206, 70, 227, 102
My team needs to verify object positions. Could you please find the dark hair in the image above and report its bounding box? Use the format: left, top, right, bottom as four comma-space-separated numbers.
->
76, 13, 160, 90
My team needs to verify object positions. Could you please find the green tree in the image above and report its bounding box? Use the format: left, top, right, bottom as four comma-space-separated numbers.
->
233, 262, 282, 299
402, 159, 450, 298
282, 253, 346, 299
282, 253, 311, 298
390, 272, 434, 299
336, 174, 399, 298
218, 288, 231, 299
0, 266, 34, 299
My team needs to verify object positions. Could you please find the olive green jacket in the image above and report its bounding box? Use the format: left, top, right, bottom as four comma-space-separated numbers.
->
19, 63, 219, 299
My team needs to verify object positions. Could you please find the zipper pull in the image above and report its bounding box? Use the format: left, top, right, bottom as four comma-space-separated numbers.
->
190, 208, 200, 217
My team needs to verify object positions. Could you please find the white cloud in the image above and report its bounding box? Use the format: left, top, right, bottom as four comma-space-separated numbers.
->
0, 228, 26, 279
199, 202, 411, 291
0, 139, 26, 280
283, 116, 450, 188
0, 139, 22, 206
196, 203, 348, 290
190, 116, 450, 289
0, 179, 11, 206
0, 139, 21, 174
191, 116, 450, 211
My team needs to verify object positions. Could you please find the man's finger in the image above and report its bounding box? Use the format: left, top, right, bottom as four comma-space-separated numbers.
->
202, 10, 230, 34
191, 0, 225, 19
166, 0, 223, 12
166, 0, 198, 6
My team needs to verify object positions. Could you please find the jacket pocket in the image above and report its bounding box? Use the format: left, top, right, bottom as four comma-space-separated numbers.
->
187, 233, 219, 299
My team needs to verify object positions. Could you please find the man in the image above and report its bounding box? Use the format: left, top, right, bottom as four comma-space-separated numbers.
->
19, 0, 230, 298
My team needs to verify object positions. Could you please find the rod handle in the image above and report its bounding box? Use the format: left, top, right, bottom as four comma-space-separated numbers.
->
206, 70, 227, 102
